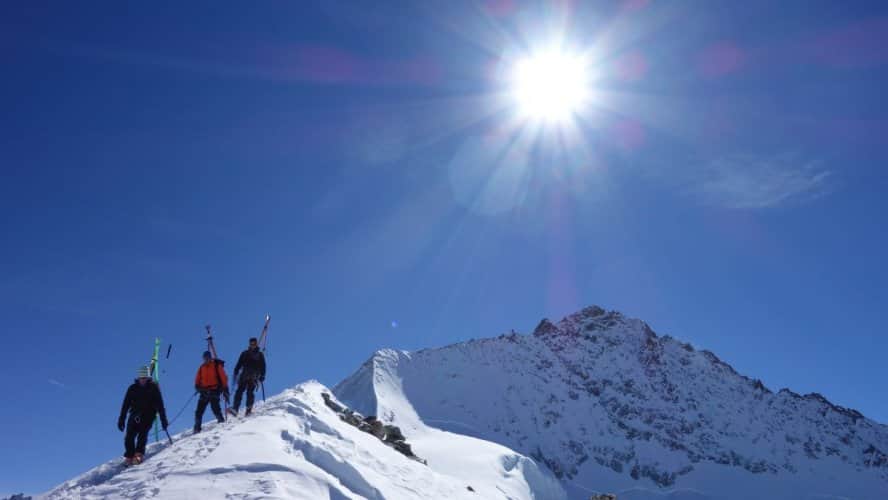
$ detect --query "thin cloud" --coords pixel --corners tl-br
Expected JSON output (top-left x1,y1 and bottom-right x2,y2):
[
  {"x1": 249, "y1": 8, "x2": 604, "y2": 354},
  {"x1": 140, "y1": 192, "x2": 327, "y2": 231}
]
[
  {"x1": 48, "y1": 378, "x2": 66, "y2": 389},
  {"x1": 693, "y1": 154, "x2": 832, "y2": 209}
]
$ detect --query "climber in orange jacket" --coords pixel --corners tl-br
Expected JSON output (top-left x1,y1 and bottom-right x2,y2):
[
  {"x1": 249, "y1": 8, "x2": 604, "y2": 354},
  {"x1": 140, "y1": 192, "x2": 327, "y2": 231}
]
[{"x1": 193, "y1": 350, "x2": 229, "y2": 433}]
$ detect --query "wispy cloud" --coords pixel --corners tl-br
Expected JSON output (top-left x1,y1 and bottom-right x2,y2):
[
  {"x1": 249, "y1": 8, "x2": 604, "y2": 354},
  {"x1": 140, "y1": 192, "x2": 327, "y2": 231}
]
[
  {"x1": 48, "y1": 379, "x2": 66, "y2": 389},
  {"x1": 692, "y1": 154, "x2": 832, "y2": 209}
]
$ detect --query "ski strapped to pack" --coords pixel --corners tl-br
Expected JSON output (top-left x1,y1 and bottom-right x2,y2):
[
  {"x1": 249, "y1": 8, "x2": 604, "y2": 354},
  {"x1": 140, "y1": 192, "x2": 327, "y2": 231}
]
[
  {"x1": 205, "y1": 325, "x2": 219, "y2": 359},
  {"x1": 258, "y1": 315, "x2": 270, "y2": 401},
  {"x1": 258, "y1": 314, "x2": 270, "y2": 352},
  {"x1": 149, "y1": 337, "x2": 161, "y2": 443},
  {"x1": 204, "y1": 324, "x2": 230, "y2": 411}
]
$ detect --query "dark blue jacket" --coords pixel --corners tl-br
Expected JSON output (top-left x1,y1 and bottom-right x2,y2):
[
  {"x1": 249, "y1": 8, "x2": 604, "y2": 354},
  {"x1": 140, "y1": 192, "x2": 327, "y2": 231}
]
[
  {"x1": 234, "y1": 347, "x2": 266, "y2": 381},
  {"x1": 118, "y1": 380, "x2": 168, "y2": 427}
]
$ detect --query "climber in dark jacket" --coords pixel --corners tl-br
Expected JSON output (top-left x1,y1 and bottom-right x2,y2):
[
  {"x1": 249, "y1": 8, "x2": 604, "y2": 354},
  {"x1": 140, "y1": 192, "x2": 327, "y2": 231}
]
[
  {"x1": 230, "y1": 337, "x2": 266, "y2": 416},
  {"x1": 118, "y1": 365, "x2": 168, "y2": 465}
]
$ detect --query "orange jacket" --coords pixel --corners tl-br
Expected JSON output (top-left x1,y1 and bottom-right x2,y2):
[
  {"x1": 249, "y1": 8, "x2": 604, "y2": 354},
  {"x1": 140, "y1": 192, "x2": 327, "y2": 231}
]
[{"x1": 195, "y1": 360, "x2": 229, "y2": 391}]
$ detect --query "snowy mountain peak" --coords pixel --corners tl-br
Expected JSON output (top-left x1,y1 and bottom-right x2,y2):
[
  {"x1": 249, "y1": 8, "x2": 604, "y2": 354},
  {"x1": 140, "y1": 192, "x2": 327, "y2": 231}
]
[
  {"x1": 533, "y1": 305, "x2": 625, "y2": 338},
  {"x1": 336, "y1": 305, "x2": 888, "y2": 499}
]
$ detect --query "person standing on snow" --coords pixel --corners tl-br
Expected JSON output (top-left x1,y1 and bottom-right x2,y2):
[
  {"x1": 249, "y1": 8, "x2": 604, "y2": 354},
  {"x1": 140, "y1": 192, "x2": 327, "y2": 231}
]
[
  {"x1": 118, "y1": 365, "x2": 168, "y2": 465},
  {"x1": 230, "y1": 337, "x2": 266, "y2": 417},
  {"x1": 194, "y1": 350, "x2": 229, "y2": 433}
]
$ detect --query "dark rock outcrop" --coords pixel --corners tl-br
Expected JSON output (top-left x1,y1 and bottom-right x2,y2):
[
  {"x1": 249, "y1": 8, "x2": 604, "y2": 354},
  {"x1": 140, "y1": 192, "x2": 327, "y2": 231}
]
[{"x1": 322, "y1": 392, "x2": 426, "y2": 464}]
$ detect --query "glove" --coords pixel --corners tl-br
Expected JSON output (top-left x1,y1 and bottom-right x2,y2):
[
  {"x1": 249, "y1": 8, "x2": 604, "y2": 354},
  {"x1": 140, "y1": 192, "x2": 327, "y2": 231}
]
[
  {"x1": 194, "y1": 385, "x2": 200, "y2": 393},
  {"x1": 118, "y1": 418, "x2": 125, "y2": 432}
]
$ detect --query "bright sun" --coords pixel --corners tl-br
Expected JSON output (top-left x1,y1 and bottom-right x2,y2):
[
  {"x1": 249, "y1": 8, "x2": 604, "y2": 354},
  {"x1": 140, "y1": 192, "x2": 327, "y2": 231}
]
[{"x1": 510, "y1": 51, "x2": 591, "y2": 123}]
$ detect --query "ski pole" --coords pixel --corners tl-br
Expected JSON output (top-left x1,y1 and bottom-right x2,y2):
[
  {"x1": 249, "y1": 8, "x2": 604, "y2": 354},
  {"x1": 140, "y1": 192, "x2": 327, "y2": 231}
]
[
  {"x1": 167, "y1": 391, "x2": 198, "y2": 427},
  {"x1": 164, "y1": 429, "x2": 173, "y2": 446},
  {"x1": 261, "y1": 381, "x2": 266, "y2": 402}
]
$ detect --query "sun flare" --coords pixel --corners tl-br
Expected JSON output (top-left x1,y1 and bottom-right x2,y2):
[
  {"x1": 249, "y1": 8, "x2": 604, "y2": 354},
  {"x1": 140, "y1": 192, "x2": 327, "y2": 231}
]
[{"x1": 510, "y1": 51, "x2": 592, "y2": 123}]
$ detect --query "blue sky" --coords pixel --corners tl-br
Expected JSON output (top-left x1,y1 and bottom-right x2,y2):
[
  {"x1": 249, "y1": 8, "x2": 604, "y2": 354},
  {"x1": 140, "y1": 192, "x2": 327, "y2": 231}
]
[{"x1": 2, "y1": 0, "x2": 887, "y2": 494}]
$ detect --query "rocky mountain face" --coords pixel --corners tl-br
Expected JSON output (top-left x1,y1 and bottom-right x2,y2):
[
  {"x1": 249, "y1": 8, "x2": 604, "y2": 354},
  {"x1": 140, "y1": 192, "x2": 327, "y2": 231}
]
[{"x1": 335, "y1": 305, "x2": 888, "y2": 499}]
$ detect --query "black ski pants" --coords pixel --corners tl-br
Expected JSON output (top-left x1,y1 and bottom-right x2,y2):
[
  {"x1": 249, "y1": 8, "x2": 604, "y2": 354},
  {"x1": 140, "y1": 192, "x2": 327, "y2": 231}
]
[
  {"x1": 194, "y1": 391, "x2": 225, "y2": 431},
  {"x1": 233, "y1": 375, "x2": 258, "y2": 411},
  {"x1": 124, "y1": 413, "x2": 155, "y2": 458}
]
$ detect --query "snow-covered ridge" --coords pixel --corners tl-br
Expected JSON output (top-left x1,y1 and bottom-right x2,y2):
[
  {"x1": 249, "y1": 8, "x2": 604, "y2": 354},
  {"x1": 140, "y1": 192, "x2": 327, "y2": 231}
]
[
  {"x1": 42, "y1": 381, "x2": 565, "y2": 500},
  {"x1": 335, "y1": 305, "x2": 888, "y2": 499}
]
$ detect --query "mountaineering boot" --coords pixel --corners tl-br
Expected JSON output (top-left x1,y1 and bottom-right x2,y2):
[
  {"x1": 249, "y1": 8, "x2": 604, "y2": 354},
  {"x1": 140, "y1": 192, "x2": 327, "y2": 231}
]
[
  {"x1": 124, "y1": 457, "x2": 134, "y2": 466},
  {"x1": 133, "y1": 453, "x2": 144, "y2": 465},
  {"x1": 193, "y1": 424, "x2": 201, "y2": 434},
  {"x1": 245, "y1": 407, "x2": 252, "y2": 416}
]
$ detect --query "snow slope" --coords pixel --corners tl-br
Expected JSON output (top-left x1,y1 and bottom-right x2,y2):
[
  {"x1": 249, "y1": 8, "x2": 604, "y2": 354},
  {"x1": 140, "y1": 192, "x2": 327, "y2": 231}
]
[
  {"x1": 334, "y1": 305, "x2": 888, "y2": 500},
  {"x1": 42, "y1": 381, "x2": 564, "y2": 500},
  {"x1": 334, "y1": 349, "x2": 565, "y2": 500}
]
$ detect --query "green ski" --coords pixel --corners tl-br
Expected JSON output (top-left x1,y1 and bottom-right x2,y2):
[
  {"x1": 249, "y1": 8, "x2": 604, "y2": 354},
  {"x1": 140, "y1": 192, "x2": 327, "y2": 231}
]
[{"x1": 149, "y1": 337, "x2": 161, "y2": 443}]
